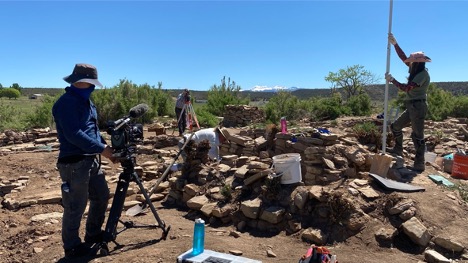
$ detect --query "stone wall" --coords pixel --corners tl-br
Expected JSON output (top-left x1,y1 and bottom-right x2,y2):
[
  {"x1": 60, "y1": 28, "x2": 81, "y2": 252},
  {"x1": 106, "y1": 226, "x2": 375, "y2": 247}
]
[
  {"x1": 0, "y1": 128, "x2": 54, "y2": 147},
  {"x1": 222, "y1": 105, "x2": 265, "y2": 127}
]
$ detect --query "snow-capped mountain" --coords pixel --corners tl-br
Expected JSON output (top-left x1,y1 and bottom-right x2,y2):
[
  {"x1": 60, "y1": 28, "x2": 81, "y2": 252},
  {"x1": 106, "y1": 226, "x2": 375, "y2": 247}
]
[{"x1": 247, "y1": 85, "x2": 299, "y2": 92}]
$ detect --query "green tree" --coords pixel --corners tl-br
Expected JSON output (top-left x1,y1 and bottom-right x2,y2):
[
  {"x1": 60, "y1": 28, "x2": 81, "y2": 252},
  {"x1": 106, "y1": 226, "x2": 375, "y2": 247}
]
[
  {"x1": 10, "y1": 83, "x2": 22, "y2": 93},
  {"x1": 452, "y1": 96, "x2": 468, "y2": 118},
  {"x1": 325, "y1": 65, "x2": 377, "y2": 100},
  {"x1": 426, "y1": 83, "x2": 455, "y2": 121},
  {"x1": 206, "y1": 76, "x2": 249, "y2": 116},
  {"x1": 264, "y1": 91, "x2": 301, "y2": 123},
  {"x1": 0, "y1": 83, "x2": 3, "y2": 88},
  {"x1": 92, "y1": 79, "x2": 173, "y2": 127},
  {"x1": 310, "y1": 92, "x2": 348, "y2": 120},
  {"x1": 0, "y1": 88, "x2": 21, "y2": 99}
]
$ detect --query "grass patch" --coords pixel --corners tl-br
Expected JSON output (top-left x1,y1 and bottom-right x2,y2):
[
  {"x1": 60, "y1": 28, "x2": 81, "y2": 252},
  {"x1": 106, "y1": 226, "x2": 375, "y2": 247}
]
[
  {"x1": 455, "y1": 183, "x2": 468, "y2": 202},
  {"x1": 0, "y1": 97, "x2": 44, "y2": 131},
  {"x1": 0, "y1": 96, "x2": 42, "y2": 113}
]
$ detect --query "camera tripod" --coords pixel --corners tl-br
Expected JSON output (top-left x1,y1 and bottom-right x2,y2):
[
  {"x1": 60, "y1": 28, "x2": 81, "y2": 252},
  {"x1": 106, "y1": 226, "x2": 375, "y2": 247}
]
[
  {"x1": 94, "y1": 154, "x2": 171, "y2": 256},
  {"x1": 174, "y1": 102, "x2": 200, "y2": 135}
]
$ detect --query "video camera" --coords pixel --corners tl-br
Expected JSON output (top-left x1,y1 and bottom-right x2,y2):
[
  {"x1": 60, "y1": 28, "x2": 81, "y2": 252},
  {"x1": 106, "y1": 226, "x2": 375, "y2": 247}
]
[{"x1": 107, "y1": 104, "x2": 149, "y2": 159}]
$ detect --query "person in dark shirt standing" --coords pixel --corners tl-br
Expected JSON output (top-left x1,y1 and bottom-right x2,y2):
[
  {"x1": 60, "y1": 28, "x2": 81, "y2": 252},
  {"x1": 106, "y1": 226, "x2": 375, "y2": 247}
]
[
  {"x1": 52, "y1": 63, "x2": 115, "y2": 259},
  {"x1": 175, "y1": 89, "x2": 191, "y2": 136},
  {"x1": 386, "y1": 33, "x2": 431, "y2": 172}
]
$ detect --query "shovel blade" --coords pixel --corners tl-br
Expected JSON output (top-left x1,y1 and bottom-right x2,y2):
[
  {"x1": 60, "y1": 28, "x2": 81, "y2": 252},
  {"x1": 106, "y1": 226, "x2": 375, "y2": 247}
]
[{"x1": 126, "y1": 204, "x2": 144, "y2": 217}]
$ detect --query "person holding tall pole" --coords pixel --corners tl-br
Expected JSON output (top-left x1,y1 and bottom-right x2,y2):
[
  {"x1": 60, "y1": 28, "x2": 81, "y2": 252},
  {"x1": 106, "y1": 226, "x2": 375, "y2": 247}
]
[{"x1": 385, "y1": 33, "x2": 432, "y2": 172}]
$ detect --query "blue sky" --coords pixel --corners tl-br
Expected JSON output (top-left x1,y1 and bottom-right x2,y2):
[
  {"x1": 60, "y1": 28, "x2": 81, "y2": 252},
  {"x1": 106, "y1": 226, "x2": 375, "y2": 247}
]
[{"x1": 1, "y1": 1, "x2": 467, "y2": 91}]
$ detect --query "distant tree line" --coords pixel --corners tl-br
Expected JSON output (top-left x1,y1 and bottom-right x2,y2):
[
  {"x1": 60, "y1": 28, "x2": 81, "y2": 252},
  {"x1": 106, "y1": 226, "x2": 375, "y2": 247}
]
[
  {"x1": 1, "y1": 66, "x2": 468, "y2": 132},
  {"x1": 17, "y1": 81, "x2": 468, "y2": 103}
]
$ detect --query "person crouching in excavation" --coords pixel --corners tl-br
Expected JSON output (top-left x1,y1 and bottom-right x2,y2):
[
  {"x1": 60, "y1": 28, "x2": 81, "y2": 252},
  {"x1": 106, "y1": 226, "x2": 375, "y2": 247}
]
[
  {"x1": 178, "y1": 127, "x2": 230, "y2": 161},
  {"x1": 385, "y1": 33, "x2": 431, "y2": 173}
]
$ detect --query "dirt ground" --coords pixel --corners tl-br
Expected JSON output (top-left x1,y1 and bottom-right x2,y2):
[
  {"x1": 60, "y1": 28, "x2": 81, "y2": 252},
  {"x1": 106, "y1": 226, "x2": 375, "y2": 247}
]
[{"x1": 1, "y1": 145, "x2": 468, "y2": 263}]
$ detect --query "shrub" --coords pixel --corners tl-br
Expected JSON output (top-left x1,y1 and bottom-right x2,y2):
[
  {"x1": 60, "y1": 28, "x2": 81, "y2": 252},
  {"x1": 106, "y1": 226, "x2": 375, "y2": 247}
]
[
  {"x1": 193, "y1": 106, "x2": 219, "y2": 127},
  {"x1": 427, "y1": 83, "x2": 455, "y2": 121},
  {"x1": 0, "y1": 88, "x2": 21, "y2": 99},
  {"x1": 310, "y1": 93, "x2": 346, "y2": 120},
  {"x1": 264, "y1": 91, "x2": 305, "y2": 123},
  {"x1": 352, "y1": 121, "x2": 381, "y2": 145},
  {"x1": 25, "y1": 94, "x2": 58, "y2": 128},
  {"x1": 92, "y1": 79, "x2": 173, "y2": 127},
  {"x1": 0, "y1": 104, "x2": 27, "y2": 131},
  {"x1": 452, "y1": 96, "x2": 468, "y2": 118},
  {"x1": 346, "y1": 93, "x2": 372, "y2": 116},
  {"x1": 206, "y1": 76, "x2": 249, "y2": 117},
  {"x1": 220, "y1": 184, "x2": 232, "y2": 201}
]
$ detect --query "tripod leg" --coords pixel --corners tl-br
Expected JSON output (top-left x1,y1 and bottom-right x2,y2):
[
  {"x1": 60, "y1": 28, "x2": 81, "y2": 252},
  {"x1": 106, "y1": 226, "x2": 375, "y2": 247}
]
[
  {"x1": 93, "y1": 171, "x2": 129, "y2": 257},
  {"x1": 133, "y1": 172, "x2": 171, "y2": 239},
  {"x1": 103, "y1": 171, "x2": 130, "y2": 243},
  {"x1": 189, "y1": 103, "x2": 200, "y2": 129}
]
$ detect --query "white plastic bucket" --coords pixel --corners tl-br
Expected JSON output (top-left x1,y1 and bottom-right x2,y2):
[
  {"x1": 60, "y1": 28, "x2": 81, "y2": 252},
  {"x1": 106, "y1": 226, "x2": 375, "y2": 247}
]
[
  {"x1": 272, "y1": 153, "x2": 302, "y2": 184},
  {"x1": 424, "y1": 152, "x2": 437, "y2": 164}
]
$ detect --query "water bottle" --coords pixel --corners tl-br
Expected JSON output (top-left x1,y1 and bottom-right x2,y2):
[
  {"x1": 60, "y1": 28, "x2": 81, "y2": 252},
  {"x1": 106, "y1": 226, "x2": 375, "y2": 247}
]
[
  {"x1": 280, "y1": 117, "x2": 288, "y2": 134},
  {"x1": 192, "y1": 218, "x2": 205, "y2": 256},
  {"x1": 61, "y1": 182, "x2": 70, "y2": 193}
]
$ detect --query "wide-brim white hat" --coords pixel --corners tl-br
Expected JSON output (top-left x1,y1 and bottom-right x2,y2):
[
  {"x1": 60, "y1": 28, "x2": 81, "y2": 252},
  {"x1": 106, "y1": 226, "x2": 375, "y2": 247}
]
[{"x1": 404, "y1": 51, "x2": 431, "y2": 63}]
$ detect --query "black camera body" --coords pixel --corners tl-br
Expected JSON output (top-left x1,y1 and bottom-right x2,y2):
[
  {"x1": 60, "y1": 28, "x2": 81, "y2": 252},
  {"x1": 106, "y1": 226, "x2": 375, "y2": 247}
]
[
  {"x1": 107, "y1": 122, "x2": 143, "y2": 158},
  {"x1": 106, "y1": 104, "x2": 148, "y2": 160}
]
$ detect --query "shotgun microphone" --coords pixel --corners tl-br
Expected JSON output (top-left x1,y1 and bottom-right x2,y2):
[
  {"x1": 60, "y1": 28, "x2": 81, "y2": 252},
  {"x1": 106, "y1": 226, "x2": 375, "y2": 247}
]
[{"x1": 129, "y1": 104, "x2": 149, "y2": 118}]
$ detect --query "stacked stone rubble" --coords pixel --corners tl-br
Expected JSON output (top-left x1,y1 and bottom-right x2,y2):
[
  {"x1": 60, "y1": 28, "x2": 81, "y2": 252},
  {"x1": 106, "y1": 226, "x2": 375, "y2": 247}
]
[
  {"x1": 3, "y1": 120, "x2": 468, "y2": 257},
  {"x1": 0, "y1": 128, "x2": 54, "y2": 147},
  {"x1": 222, "y1": 105, "x2": 265, "y2": 127}
]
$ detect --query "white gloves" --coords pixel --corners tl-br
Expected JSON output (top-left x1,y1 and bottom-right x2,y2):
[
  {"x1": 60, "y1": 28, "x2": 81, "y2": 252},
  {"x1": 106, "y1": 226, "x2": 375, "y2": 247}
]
[
  {"x1": 385, "y1": 73, "x2": 394, "y2": 82},
  {"x1": 388, "y1": 33, "x2": 397, "y2": 45}
]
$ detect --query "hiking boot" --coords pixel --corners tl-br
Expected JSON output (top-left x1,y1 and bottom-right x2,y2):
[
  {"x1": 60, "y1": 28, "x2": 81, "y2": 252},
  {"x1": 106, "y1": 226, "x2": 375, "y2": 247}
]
[
  {"x1": 408, "y1": 163, "x2": 425, "y2": 173},
  {"x1": 85, "y1": 231, "x2": 104, "y2": 245},
  {"x1": 387, "y1": 147, "x2": 403, "y2": 157},
  {"x1": 64, "y1": 243, "x2": 92, "y2": 259}
]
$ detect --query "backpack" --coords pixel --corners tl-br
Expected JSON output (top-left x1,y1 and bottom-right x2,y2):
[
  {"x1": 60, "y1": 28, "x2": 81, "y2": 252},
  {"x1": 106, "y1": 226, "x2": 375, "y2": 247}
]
[{"x1": 298, "y1": 245, "x2": 337, "y2": 263}]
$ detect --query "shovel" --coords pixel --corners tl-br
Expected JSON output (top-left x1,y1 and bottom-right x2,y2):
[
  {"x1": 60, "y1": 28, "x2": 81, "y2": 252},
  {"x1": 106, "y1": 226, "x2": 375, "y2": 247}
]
[{"x1": 126, "y1": 131, "x2": 196, "y2": 216}]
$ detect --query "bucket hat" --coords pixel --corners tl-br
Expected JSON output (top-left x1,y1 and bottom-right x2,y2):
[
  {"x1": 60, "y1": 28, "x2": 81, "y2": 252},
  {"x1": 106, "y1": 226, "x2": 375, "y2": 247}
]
[
  {"x1": 63, "y1": 63, "x2": 103, "y2": 87},
  {"x1": 404, "y1": 51, "x2": 431, "y2": 63},
  {"x1": 216, "y1": 127, "x2": 231, "y2": 143}
]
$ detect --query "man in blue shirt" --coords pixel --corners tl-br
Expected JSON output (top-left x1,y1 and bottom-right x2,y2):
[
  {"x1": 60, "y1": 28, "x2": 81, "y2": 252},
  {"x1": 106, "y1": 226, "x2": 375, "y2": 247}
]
[{"x1": 52, "y1": 63, "x2": 115, "y2": 259}]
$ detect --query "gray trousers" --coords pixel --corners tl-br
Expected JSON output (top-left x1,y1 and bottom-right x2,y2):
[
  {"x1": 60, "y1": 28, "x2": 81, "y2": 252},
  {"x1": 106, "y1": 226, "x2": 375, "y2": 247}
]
[
  {"x1": 175, "y1": 107, "x2": 187, "y2": 134},
  {"x1": 57, "y1": 157, "x2": 109, "y2": 250},
  {"x1": 390, "y1": 100, "x2": 428, "y2": 165}
]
